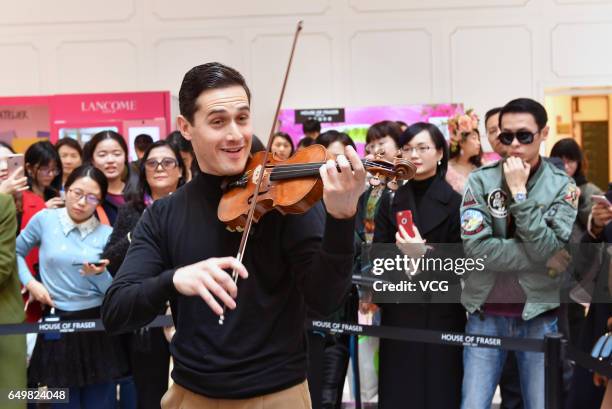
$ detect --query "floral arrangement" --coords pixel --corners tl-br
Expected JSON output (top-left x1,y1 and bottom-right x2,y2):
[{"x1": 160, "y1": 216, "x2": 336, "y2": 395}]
[{"x1": 447, "y1": 109, "x2": 479, "y2": 153}]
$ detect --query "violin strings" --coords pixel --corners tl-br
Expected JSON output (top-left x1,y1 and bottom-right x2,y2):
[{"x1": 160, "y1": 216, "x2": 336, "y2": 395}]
[
  {"x1": 267, "y1": 160, "x2": 394, "y2": 174},
  {"x1": 268, "y1": 160, "x2": 395, "y2": 179}
]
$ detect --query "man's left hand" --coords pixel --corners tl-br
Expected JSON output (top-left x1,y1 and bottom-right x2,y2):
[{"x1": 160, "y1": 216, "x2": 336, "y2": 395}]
[{"x1": 319, "y1": 146, "x2": 366, "y2": 219}]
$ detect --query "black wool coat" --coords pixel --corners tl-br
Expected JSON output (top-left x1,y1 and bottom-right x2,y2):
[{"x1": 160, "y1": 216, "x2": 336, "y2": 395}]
[{"x1": 373, "y1": 175, "x2": 466, "y2": 409}]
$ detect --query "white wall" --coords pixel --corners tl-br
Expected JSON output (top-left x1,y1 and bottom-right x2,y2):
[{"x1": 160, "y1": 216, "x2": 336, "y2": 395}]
[{"x1": 0, "y1": 0, "x2": 612, "y2": 139}]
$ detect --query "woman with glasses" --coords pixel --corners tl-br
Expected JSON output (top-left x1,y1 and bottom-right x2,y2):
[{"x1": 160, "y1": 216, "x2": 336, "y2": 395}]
[
  {"x1": 446, "y1": 110, "x2": 483, "y2": 193},
  {"x1": 16, "y1": 164, "x2": 127, "y2": 409},
  {"x1": 373, "y1": 122, "x2": 465, "y2": 409},
  {"x1": 84, "y1": 130, "x2": 137, "y2": 226},
  {"x1": 102, "y1": 139, "x2": 185, "y2": 409}
]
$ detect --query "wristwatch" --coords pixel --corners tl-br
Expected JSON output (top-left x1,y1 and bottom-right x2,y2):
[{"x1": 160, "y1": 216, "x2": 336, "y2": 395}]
[{"x1": 513, "y1": 192, "x2": 527, "y2": 203}]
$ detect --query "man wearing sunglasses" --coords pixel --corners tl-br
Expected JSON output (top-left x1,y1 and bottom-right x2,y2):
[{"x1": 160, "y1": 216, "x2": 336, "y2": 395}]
[{"x1": 459, "y1": 98, "x2": 578, "y2": 409}]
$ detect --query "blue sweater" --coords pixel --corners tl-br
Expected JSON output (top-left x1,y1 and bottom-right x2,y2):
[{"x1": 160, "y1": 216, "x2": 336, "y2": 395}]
[{"x1": 16, "y1": 208, "x2": 113, "y2": 311}]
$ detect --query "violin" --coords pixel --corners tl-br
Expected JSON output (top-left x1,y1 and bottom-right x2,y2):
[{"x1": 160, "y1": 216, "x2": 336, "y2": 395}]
[
  {"x1": 218, "y1": 144, "x2": 416, "y2": 230},
  {"x1": 217, "y1": 20, "x2": 414, "y2": 325}
]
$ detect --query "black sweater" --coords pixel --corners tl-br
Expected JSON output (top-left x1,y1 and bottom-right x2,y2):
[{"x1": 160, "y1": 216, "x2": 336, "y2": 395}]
[{"x1": 101, "y1": 172, "x2": 355, "y2": 399}]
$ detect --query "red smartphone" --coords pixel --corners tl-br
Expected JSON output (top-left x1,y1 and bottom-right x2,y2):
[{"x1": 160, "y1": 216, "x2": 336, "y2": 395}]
[{"x1": 396, "y1": 210, "x2": 415, "y2": 238}]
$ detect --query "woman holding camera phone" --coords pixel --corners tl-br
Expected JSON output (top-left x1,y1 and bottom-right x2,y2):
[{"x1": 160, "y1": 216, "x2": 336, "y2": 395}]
[
  {"x1": 373, "y1": 122, "x2": 465, "y2": 409},
  {"x1": 16, "y1": 164, "x2": 127, "y2": 409}
]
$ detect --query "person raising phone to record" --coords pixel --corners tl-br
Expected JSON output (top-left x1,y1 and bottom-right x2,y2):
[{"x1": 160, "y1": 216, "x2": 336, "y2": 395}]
[{"x1": 372, "y1": 122, "x2": 465, "y2": 409}]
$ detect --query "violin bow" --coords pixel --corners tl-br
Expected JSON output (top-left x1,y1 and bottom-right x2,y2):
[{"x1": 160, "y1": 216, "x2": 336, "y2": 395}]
[{"x1": 219, "y1": 20, "x2": 304, "y2": 325}]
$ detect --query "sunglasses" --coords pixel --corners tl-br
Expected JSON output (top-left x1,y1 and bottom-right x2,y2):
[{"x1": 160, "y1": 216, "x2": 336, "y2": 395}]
[{"x1": 498, "y1": 130, "x2": 538, "y2": 146}]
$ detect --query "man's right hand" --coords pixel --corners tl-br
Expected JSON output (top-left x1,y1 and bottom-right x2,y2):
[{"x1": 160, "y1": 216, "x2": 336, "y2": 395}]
[{"x1": 172, "y1": 257, "x2": 249, "y2": 316}]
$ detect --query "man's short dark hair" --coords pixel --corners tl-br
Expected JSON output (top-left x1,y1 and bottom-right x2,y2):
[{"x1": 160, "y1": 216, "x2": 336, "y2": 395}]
[
  {"x1": 179, "y1": 62, "x2": 251, "y2": 124},
  {"x1": 134, "y1": 134, "x2": 153, "y2": 152},
  {"x1": 499, "y1": 98, "x2": 547, "y2": 130},
  {"x1": 366, "y1": 120, "x2": 402, "y2": 146},
  {"x1": 484, "y1": 107, "x2": 502, "y2": 127},
  {"x1": 303, "y1": 119, "x2": 321, "y2": 134}
]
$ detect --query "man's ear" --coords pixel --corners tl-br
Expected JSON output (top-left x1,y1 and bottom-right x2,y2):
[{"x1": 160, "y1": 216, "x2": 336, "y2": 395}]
[
  {"x1": 540, "y1": 125, "x2": 550, "y2": 141},
  {"x1": 176, "y1": 115, "x2": 193, "y2": 141}
]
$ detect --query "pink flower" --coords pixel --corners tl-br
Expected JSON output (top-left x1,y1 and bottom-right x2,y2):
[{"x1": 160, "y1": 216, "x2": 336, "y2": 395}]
[{"x1": 458, "y1": 116, "x2": 471, "y2": 133}]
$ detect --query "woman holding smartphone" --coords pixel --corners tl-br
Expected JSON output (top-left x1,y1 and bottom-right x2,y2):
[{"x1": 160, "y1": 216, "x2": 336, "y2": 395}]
[
  {"x1": 16, "y1": 164, "x2": 127, "y2": 409},
  {"x1": 373, "y1": 122, "x2": 465, "y2": 409}
]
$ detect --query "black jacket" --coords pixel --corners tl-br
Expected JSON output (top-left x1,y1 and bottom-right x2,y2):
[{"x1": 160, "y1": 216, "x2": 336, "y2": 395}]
[{"x1": 373, "y1": 175, "x2": 465, "y2": 409}]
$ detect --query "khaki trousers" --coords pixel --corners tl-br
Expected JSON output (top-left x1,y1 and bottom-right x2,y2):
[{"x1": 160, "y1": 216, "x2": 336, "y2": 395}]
[{"x1": 161, "y1": 381, "x2": 312, "y2": 409}]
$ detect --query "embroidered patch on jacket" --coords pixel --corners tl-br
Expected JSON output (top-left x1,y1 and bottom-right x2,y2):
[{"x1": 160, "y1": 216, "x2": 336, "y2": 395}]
[
  {"x1": 462, "y1": 186, "x2": 477, "y2": 207},
  {"x1": 487, "y1": 188, "x2": 508, "y2": 218},
  {"x1": 564, "y1": 184, "x2": 579, "y2": 208},
  {"x1": 461, "y1": 208, "x2": 485, "y2": 235},
  {"x1": 546, "y1": 204, "x2": 559, "y2": 218}
]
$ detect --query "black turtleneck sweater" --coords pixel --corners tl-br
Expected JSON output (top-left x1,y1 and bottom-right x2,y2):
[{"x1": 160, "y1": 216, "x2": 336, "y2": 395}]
[
  {"x1": 101, "y1": 172, "x2": 355, "y2": 399},
  {"x1": 409, "y1": 175, "x2": 435, "y2": 211}
]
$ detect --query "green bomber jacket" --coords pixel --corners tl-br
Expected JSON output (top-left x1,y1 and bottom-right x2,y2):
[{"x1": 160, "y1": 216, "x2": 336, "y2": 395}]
[{"x1": 459, "y1": 158, "x2": 578, "y2": 320}]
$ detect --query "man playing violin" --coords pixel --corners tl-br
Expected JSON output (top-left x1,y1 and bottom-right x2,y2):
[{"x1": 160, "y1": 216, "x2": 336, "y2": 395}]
[{"x1": 101, "y1": 62, "x2": 366, "y2": 409}]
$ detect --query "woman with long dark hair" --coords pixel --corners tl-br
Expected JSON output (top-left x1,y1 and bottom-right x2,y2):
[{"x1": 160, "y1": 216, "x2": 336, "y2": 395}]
[
  {"x1": 102, "y1": 140, "x2": 185, "y2": 408},
  {"x1": 17, "y1": 164, "x2": 127, "y2": 408},
  {"x1": 21, "y1": 141, "x2": 63, "y2": 323},
  {"x1": 84, "y1": 130, "x2": 136, "y2": 226},
  {"x1": 374, "y1": 122, "x2": 465, "y2": 409}
]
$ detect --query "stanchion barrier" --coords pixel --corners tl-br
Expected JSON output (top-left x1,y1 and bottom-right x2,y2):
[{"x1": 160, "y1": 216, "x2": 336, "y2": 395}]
[
  {"x1": 1, "y1": 315, "x2": 611, "y2": 408},
  {"x1": 544, "y1": 334, "x2": 564, "y2": 409}
]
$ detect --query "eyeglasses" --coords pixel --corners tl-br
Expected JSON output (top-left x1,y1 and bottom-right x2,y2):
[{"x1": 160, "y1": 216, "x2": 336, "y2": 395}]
[
  {"x1": 37, "y1": 167, "x2": 59, "y2": 176},
  {"x1": 145, "y1": 158, "x2": 178, "y2": 171},
  {"x1": 498, "y1": 130, "x2": 538, "y2": 146},
  {"x1": 401, "y1": 145, "x2": 433, "y2": 155},
  {"x1": 68, "y1": 188, "x2": 100, "y2": 206}
]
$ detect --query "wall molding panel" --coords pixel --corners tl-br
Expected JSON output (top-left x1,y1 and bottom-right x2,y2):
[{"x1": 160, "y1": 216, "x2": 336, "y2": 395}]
[{"x1": 0, "y1": 0, "x2": 610, "y2": 137}]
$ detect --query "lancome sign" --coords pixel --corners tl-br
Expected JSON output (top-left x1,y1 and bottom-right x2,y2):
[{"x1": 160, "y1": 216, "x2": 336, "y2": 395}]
[{"x1": 80, "y1": 100, "x2": 136, "y2": 114}]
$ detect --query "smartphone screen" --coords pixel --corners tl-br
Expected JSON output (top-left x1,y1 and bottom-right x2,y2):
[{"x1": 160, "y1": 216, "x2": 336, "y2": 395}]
[{"x1": 396, "y1": 210, "x2": 415, "y2": 238}]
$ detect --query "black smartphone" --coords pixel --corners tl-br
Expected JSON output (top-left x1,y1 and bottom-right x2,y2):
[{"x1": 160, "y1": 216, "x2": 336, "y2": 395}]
[{"x1": 71, "y1": 261, "x2": 105, "y2": 267}]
